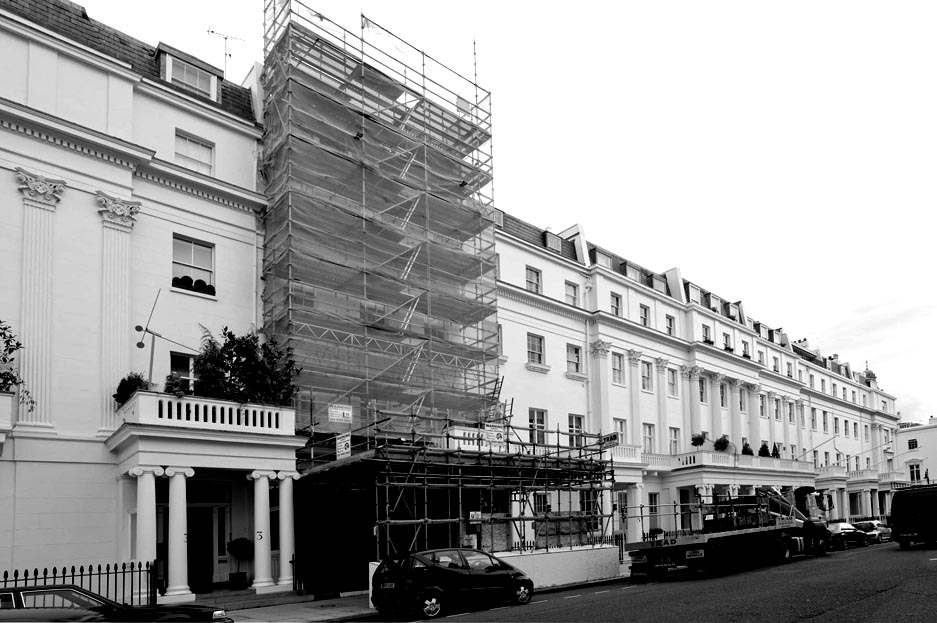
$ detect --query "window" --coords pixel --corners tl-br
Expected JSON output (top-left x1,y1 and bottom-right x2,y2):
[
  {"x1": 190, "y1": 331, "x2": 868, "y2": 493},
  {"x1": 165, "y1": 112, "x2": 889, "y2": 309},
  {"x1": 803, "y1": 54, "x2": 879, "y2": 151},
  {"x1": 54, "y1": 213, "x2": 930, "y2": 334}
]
[
  {"x1": 525, "y1": 266, "x2": 542, "y2": 293},
  {"x1": 853, "y1": 422, "x2": 859, "y2": 438},
  {"x1": 864, "y1": 425, "x2": 869, "y2": 442},
  {"x1": 834, "y1": 417, "x2": 840, "y2": 435},
  {"x1": 810, "y1": 408, "x2": 817, "y2": 430},
  {"x1": 528, "y1": 409, "x2": 546, "y2": 445},
  {"x1": 596, "y1": 252, "x2": 611, "y2": 268},
  {"x1": 665, "y1": 315, "x2": 675, "y2": 336},
  {"x1": 739, "y1": 388, "x2": 747, "y2": 412},
  {"x1": 742, "y1": 341, "x2": 750, "y2": 357},
  {"x1": 568, "y1": 414, "x2": 583, "y2": 448},
  {"x1": 832, "y1": 382, "x2": 837, "y2": 396},
  {"x1": 809, "y1": 374, "x2": 815, "y2": 389},
  {"x1": 843, "y1": 419, "x2": 849, "y2": 437},
  {"x1": 669, "y1": 427, "x2": 680, "y2": 455},
  {"x1": 881, "y1": 400, "x2": 888, "y2": 413},
  {"x1": 699, "y1": 378, "x2": 708, "y2": 403},
  {"x1": 667, "y1": 369, "x2": 678, "y2": 397},
  {"x1": 610, "y1": 293, "x2": 622, "y2": 316},
  {"x1": 852, "y1": 390, "x2": 856, "y2": 403},
  {"x1": 791, "y1": 445, "x2": 796, "y2": 460},
  {"x1": 565, "y1": 281, "x2": 578, "y2": 306},
  {"x1": 639, "y1": 304, "x2": 650, "y2": 327},
  {"x1": 759, "y1": 394, "x2": 766, "y2": 417},
  {"x1": 788, "y1": 402, "x2": 794, "y2": 423},
  {"x1": 786, "y1": 362, "x2": 793, "y2": 377},
  {"x1": 566, "y1": 344, "x2": 582, "y2": 373},
  {"x1": 908, "y1": 439, "x2": 918, "y2": 450},
  {"x1": 534, "y1": 492, "x2": 550, "y2": 514},
  {"x1": 647, "y1": 492, "x2": 660, "y2": 531},
  {"x1": 719, "y1": 383, "x2": 727, "y2": 408},
  {"x1": 758, "y1": 351, "x2": 765, "y2": 364},
  {"x1": 772, "y1": 357, "x2": 779, "y2": 373},
  {"x1": 175, "y1": 131, "x2": 214, "y2": 175},
  {"x1": 641, "y1": 361, "x2": 653, "y2": 391},
  {"x1": 169, "y1": 57, "x2": 214, "y2": 98},
  {"x1": 835, "y1": 452, "x2": 842, "y2": 466},
  {"x1": 910, "y1": 464, "x2": 921, "y2": 483},
  {"x1": 774, "y1": 398, "x2": 780, "y2": 420},
  {"x1": 866, "y1": 457, "x2": 871, "y2": 469},
  {"x1": 824, "y1": 451, "x2": 830, "y2": 466},
  {"x1": 643, "y1": 423, "x2": 655, "y2": 454},
  {"x1": 579, "y1": 489, "x2": 599, "y2": 530},
  {"x1": 172, "y1": 235, "x2": 214, "y2": 294},
  {"x1": 813, "y1": 450, "x2": 818, "y2": 468},
  {"x1": 842, "y1": 388, "x2": 847, "y2": 400},
  {"x1": 612, "y1": 353, "x2": 624, "y2": 384},
  {"x1": 702, "y1": 325, "x2": 711, "y2": 342},
  {"x1": 169, "y1": 352, "x2": 195, "y2": 391},
  {"x1": 798, "y1": 369, "x2": 803, "y2": 382},
  {"x1": 723, "y1": 333, "x2": 732, "y2": 350},
  {"x1": 614, "y1": 418, "x2": 627, "y2": 445},
  {"x1": 822, "y1": 411, "x2": 829, "y2": 433},
  {"x1": 821, "y1": 379, "x2": 826, "y2": 393},
  {"x1": 526, "y1": 334, "x2": 544, "y2": 364}
]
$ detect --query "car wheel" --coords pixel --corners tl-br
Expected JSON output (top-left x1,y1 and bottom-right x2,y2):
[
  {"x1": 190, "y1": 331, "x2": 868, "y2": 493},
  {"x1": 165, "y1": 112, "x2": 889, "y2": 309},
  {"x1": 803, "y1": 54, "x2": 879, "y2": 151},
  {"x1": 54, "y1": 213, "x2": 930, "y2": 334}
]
[
  {"x1": 513, "y1": 582, "x2": 533, "y2": 605},
  {"x1": 861, "y1": 536, "x2": 869, "y2": 547},
  {"x1": 418, "y1": 589, "x2": 444, "y2": 619}
]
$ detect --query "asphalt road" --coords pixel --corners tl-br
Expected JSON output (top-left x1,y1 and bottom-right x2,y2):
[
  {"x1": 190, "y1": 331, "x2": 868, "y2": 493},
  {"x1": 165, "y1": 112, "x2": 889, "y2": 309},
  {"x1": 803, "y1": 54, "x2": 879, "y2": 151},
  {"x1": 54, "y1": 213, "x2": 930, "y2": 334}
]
[{"x1": 439, "y1": 542, "x2": 937, "y2": 623}]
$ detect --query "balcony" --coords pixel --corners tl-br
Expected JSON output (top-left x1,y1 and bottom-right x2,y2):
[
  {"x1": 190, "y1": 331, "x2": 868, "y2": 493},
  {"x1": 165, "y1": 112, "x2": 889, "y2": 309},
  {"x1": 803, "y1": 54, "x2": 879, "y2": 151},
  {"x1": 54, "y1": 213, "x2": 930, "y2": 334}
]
[
  {"x1": 114, "y1": 391, "x2": 296, "y2": 436},
  {"x1": 878, "y1": 471, "x2": 909, "y2": 484},
  {"x1": 677, "y1": 451, "x2": 817, "y2": 474},
  {"x1": 609, "y1": 444, "x2": 643, "y2": 464},
  {"x1": 818, "y1": 465, "x2": 847, "y2": 478},
  {"x1": 847, "y1": 469, "x2": 879, "y2": 482}
]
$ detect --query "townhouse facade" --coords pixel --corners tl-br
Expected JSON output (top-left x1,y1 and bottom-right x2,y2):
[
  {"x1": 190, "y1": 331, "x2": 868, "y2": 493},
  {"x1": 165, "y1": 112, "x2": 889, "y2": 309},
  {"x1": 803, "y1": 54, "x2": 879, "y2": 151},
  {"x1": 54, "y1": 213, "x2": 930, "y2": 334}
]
[
  {"x1": 896, "y1": 418, "x2": 937, "y2": 486},
  {"x1": 495, "y1": 211, "x2": 904, "y2": 540},
  {"x1": 0, "y1": 0, "x2": 303, "y2": 601}
]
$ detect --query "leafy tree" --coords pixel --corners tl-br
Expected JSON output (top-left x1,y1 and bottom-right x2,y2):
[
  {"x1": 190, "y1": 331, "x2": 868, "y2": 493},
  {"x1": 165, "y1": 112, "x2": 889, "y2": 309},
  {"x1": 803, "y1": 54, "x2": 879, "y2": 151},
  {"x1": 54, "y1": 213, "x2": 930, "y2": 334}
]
[
  {"x1": 0, "y1": 319, "x2": 34, "y2": 411},
  {"x1": 771, "y1": 443, "x2": 781, "y2": 459},
  {"x1": 741, "y1": 442, "x2": 754, "y2": 456},
  {"x1": 193, "y1": 327, "x2": 299, "y2": 406},
  {"x1": 758, "y1": 442, "x2": 771, "y2": 457},
  {"x1": 691, "y1": 433, "x2": 706, "y2": 447},
  {"x1": 713, "y1": 435, "x2": 730, "y2": 452}
]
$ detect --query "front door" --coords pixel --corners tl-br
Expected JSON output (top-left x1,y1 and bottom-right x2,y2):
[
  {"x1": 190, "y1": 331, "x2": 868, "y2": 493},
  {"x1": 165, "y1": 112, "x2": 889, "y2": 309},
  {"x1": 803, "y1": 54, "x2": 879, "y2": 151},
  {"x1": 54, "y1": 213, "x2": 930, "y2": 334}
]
[{"x1": 187, "y1": 507, "x2": 214, "y2": 594}]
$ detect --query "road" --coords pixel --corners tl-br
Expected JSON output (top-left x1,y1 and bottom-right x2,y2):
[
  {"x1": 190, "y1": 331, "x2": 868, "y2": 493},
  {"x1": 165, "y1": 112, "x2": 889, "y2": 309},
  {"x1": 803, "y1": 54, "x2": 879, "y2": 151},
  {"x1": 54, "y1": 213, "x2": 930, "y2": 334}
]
[{"x1": 439, "y1": 543, "x2": 937, "y2": 623}]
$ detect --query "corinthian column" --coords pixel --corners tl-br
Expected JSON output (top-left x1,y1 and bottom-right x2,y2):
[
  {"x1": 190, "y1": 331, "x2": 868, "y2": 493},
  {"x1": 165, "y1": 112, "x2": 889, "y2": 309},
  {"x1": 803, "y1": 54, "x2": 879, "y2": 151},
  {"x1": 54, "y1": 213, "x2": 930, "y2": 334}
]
[
  {"x1": 97, "y1": 192, "x2": 141, "y2": 434},
  {"x1": 627, "y1": 350, "x2": 643, "y2": 449},
  {"x1": 14, "y1": 168, "x2": 65, "y2": 431}
]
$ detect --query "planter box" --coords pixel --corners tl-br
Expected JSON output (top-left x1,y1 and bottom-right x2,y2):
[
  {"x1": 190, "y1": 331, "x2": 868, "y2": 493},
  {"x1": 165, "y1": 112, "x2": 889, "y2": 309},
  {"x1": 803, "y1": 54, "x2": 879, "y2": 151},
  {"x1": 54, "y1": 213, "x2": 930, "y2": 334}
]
[{"x1": 0, "y1": 392, "x2": 13, "y2": 432}]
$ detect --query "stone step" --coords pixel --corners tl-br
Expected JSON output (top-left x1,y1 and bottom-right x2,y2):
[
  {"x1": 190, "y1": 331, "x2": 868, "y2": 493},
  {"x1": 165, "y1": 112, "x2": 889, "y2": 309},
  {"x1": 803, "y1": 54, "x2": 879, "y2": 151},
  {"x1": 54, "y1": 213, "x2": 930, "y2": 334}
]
[{"x1": 193, "y1": 589, "x2": 319, "y2": 611}]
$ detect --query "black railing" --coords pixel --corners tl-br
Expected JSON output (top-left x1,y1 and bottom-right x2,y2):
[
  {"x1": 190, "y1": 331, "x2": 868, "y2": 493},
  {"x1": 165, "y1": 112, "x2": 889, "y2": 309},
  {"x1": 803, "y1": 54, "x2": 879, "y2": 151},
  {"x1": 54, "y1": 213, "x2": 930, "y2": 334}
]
[{"x1": 1, "y1": 560, "x2": 157, "y2": 606}]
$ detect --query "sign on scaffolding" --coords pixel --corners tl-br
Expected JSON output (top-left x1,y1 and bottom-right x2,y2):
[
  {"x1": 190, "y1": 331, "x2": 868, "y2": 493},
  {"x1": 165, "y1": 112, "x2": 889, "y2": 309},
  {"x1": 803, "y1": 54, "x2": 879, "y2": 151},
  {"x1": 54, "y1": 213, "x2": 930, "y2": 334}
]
[
  {"x1": 336, "y1": 432, "x2": 351, "y2": 459},
  {"x1": 599, "y1": 432, "x2": 619, "y2": 448},
  {"x1": 328, "y1": 403, "x2": 353, "y2": 424}
]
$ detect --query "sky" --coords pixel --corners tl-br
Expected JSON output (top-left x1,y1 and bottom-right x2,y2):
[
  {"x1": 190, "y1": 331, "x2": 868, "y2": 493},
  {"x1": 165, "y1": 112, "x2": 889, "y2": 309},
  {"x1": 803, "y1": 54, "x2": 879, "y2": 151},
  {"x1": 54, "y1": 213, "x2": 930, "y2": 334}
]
[{"x1": 74, "y1": 0, "x2": 937, "y2": 423}]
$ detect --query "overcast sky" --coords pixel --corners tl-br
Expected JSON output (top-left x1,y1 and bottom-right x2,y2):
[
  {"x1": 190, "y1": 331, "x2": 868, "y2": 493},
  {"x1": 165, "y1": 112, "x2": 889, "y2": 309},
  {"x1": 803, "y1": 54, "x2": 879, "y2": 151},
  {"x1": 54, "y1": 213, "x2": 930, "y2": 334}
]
[{"x1": 75, "y1": 0, "x2": 937, "y2": 423}]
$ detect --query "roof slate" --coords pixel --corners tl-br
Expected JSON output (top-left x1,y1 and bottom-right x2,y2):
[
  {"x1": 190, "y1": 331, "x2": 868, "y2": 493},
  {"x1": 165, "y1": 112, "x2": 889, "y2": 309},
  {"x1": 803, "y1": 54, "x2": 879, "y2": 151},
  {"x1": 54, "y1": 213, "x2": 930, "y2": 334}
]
[
  {"x1": 1, "y1": 0, "x2": 255, "y2": 123},
  {"x1": 499, "y1": 212, "x2": 579, "y2": 262}
]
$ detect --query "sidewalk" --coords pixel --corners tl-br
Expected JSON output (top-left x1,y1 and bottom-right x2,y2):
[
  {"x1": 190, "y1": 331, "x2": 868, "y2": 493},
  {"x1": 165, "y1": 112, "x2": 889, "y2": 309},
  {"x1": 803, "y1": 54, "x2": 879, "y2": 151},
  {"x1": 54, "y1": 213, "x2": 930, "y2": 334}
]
[{"x1": 228, "y1": 593, "x2": 376, "y2": 622}]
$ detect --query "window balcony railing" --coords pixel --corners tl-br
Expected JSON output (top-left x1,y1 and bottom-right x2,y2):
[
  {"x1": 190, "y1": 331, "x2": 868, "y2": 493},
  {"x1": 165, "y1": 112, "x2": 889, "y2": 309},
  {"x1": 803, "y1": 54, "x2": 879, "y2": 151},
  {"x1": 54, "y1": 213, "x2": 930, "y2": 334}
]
[
  {"x1": 678, "y1": 451, "x2": 817, "y2": 474},
  {"x1": 114, "y1": 391, "x2": 296, "y2": 436},
  {"x1": 643, "y1": 453, "x2": 675, "y2": 470},
  {"x1": 878, "y1": 471, "x2": 909, "y2": 483},
  {"x1": 847, "y1": 469, "x2": 879, "y2": 481},
  {"x1": 609, "y1": 444, "x2": 643, "y2": 464},
  {"x1": 818, "y1": 465, "x2": 847, "y2": 478}
]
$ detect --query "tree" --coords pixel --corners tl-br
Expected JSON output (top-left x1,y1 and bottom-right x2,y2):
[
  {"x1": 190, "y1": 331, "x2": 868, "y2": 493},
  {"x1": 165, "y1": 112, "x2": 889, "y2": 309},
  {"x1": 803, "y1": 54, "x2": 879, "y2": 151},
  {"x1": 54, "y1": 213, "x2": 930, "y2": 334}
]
[
  {"x1": 771, "y1": 443, "x2": 781, "y2": 459},
  {"x1": 0, "y1": 319, "x2": 34, "y2": 411},
  {"x1": 758, "y1": 442, "x2": 771, "y2": 457},
  {"x1": 691, "y1": 433, "x2": 706, "y2": 447},
  {"x1": 713, "y1": 435, "x2": 730, "y2": 452},
  {"x1": 741, "y1": 442, "x2": 754, "y2": 456},
  {"x1": 193, "y1": 326, "x2": 300, "y2": 406}
]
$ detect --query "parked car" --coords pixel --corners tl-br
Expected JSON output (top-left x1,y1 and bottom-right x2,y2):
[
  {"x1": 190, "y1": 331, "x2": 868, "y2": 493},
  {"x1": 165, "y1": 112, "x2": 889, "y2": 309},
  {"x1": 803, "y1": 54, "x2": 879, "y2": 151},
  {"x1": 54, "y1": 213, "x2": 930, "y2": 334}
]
[
  {"x1": 371, "y1": 547, "x2": 534, "y2": 618},
  {"x1": 890, "y1": 484, "x2": 937, "y2": 549},
  {"x1": 853, "y1": 520, "x2": 892, "y2": 543},
  {"x1": 827, "y1": 522, "x2": 869, "y2": 550},
  {"x1": 0, "y1": 585, "x2": 231, "y2": 622}
]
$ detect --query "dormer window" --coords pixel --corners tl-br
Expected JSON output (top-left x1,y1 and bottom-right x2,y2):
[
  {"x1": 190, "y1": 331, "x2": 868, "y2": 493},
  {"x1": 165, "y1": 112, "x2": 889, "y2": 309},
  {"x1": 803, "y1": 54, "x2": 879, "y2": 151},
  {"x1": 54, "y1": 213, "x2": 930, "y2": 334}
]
[{"x1": 158, "y1": 43, "x2": 222, "y2": 102}]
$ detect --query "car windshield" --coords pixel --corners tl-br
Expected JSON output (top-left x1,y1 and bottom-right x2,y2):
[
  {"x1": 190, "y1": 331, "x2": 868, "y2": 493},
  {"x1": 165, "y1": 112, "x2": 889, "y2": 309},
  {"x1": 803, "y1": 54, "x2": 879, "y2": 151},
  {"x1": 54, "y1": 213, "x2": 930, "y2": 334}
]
[{"x1": 854, "y1": 522, "x2": 872, "y2": 530}]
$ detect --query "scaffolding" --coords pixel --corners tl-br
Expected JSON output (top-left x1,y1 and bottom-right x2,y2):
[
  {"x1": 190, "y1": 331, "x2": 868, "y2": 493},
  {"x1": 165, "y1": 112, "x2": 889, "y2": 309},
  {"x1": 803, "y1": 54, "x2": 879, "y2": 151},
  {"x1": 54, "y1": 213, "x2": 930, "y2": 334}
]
[{"x1": 262, "y1": 0, "x2": 498, "y2": 448}]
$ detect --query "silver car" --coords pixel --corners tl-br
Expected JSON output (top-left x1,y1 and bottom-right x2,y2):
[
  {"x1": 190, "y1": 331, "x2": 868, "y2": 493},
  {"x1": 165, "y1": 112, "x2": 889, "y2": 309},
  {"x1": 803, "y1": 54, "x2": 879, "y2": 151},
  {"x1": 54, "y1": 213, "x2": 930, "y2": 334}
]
[{"x1": 853, "y1": 520, "x2": 892, "y2": 543}]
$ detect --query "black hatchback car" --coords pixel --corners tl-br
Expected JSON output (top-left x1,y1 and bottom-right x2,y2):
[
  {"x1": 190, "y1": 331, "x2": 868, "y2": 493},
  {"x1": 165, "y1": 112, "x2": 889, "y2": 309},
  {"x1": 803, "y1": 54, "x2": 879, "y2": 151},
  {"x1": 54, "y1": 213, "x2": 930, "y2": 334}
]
[
  {"x1": 0, "y1": 585, "x2": 231, "y2": 622},
  {"x1": 372, "y1": 548, "x2": 533, "y2": 618},
  {"x1": 828, "y1": 522, "x2": 870, "y2": 550}
]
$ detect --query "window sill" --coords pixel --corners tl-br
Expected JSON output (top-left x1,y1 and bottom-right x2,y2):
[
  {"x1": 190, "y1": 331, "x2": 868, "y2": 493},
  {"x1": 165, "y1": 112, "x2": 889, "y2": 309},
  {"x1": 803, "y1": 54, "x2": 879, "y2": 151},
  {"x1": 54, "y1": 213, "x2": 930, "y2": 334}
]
[
  {"x1": 641, "y1": 388, "x2": 655, "y2": 395},
  {"x1": 171, "y1": 286, "x2": 217, "y2": 301},
  {"x1": 565, "y1": 372, "x2": 588, "y2": 382},
  {"x1": 611, "y1": 381, "x2": 626, "y2": 388},
  {"x1": 525, "y1": 363, "x2": 551, "y2": 374}
]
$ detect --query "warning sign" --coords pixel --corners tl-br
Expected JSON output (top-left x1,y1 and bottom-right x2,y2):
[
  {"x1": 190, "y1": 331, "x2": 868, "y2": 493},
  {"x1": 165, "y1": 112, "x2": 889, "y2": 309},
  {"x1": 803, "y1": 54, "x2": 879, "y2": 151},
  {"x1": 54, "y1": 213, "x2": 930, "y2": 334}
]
[
  {"x1": 328, "y1": 403, "x2": 353, "y2": 424},
  {"x1": 336, "y1": 432, "x2": 351, "y2": 460}
]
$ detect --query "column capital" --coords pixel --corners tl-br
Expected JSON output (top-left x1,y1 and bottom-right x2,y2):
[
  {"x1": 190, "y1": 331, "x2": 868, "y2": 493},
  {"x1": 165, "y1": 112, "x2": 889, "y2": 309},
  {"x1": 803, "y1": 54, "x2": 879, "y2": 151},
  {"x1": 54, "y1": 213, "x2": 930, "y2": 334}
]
[
  {"x1": 590, "y1": 339, "x2": 613, "y2": 358},
  {"x1": 713, "y1": 373, "x2": 725, "y2": 384},
  {"x1": 15, "y1": 167, "x2": 66, "y2": 206},
  {"x1": 249, "y1": 470, "x2": 277, "y2": 481},
  {"x1": 277, "y1": 471, "x2": 301, "y2": 481},
  {"x1": 96, "y1": 191, "x2": 141, "y2": 230},
  {"x1": 732, "y1": 378, "x2": 745, "y2": 389},
  {"x1": 681, "y1": 365, "x2": 701, "y2": 380},
  {"x1": 654, "y1": 357, "x2": 669, "y2": 371},
  {"x1": 627, "y1": 349, "x2": 643, "y2": 365},
  {"x1": 164, "y1": 467, "x2": 194, "y2": 478},
  {"x1": 766, "y1": 391, "x2": 776, "y2": 399},
  {"x1": 129, "y1": 465, "x2": 164, "y2": 478}
]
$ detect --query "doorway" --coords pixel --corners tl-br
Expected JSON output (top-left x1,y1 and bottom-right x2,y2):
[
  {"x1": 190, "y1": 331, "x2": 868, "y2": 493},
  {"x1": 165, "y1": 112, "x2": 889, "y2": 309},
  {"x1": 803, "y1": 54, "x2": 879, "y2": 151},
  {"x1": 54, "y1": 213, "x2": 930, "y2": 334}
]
[{"x1": 187, "y1": 507, "x2": 214, "y2": 594}]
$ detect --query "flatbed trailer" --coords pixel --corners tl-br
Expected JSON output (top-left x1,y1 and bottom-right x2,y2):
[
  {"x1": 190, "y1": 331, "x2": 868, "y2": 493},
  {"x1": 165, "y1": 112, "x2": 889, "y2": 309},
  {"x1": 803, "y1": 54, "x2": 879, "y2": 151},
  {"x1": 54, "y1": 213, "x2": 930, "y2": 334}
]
[{"x1": 627, "y1": 487, "x2": 830, "y2": 576}]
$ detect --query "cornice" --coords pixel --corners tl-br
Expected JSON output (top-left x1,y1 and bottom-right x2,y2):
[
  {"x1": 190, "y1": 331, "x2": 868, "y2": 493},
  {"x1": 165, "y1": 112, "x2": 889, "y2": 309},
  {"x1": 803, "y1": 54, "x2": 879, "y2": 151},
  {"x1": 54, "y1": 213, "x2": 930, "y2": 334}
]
[
  {"x1": 0, "y1": 96, "x2": 153, "y2": 169},
  {"x1": 135, "y1": 162, "x2": 266, "y2": 214},
  {"x1": 498, "y1": 282, "x2": 591, "y2": 322}
]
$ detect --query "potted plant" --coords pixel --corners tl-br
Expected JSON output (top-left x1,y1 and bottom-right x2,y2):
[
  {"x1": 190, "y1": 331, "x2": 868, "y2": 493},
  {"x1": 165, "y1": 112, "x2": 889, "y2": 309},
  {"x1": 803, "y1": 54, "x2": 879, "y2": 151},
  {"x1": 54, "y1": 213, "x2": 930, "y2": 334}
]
[
  {"x1": 690, "y1": 433, "x2": 706, "y2": 448},
  {"x1": 163, "y1": 373, "x2": 190, "y2": 398},
  {"x1": 226, "y1": 537, "x2": 254, "y2": 589},
  {"x1": 758, "y1": 442, "x2": 771, "y2": 457},
  {"x1": 713, "y1": 435, "x2": 730, "y2": 452},
  {"x1": 113, "y1": 372, "x2": 149, "y2": 408},
  {"x1": 0, "y1": 319, "x2": 34, "y2": 412},
  {"x1": 771, "y1": 443, "x2": 781, "y2": 459},
  {"x1": 741, "y1": 442, "x2": 754, "y2": 456}
]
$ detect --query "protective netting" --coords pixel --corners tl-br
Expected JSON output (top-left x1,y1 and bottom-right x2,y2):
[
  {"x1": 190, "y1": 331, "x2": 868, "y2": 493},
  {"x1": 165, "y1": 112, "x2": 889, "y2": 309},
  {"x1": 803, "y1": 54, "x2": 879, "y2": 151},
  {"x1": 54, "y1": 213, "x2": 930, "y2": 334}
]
[{"x1": 262, "y1": 1, "x2": 498, "y2": 443}]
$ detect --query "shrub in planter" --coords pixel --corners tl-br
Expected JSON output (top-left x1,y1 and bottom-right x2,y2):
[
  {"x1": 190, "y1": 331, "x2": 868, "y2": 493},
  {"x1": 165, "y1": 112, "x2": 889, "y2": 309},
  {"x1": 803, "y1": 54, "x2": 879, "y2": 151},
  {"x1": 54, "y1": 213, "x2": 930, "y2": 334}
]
[
  {"x1": 771, "y1": 443, "x2": 781, "y2": 459},
  {"x1": 758, "y1": 442, "x2": 771, "y2": 457},
  {"x1": 226, "y1": 537, "x2": 254, "y2": 589},
  {"x1": 163, "y1": 373, "x2": 190, "y2": 398},
  {"x1": 741, "y1": 442, "x2": 754, "y2": 456},
  {"x1": 713, "y1": 435, "x2": 730, "y2": 452},
  {"x1": 113, "y1": 372, "x2": 149, "y2": 407},
  {"x1": 690, "y1": 433, "x2": 706, "y2": 447},
  {"x1": 0, "y1": 319, "x2": 34, "y2": 411}
]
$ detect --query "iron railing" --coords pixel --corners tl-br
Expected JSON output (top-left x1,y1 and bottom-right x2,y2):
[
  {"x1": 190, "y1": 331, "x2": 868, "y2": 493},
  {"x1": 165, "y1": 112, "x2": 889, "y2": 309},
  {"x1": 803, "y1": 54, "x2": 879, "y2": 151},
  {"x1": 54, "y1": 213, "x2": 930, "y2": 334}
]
[{"x1": 1, "y1": 560, "x2": 157, "y2": 606}]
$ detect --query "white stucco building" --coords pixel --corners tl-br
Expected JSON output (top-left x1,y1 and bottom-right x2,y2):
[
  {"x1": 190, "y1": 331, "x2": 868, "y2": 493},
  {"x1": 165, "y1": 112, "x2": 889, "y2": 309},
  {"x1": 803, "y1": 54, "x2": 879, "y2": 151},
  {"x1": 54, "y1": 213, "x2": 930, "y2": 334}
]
[
  {"x1": 896, "y1": 418, "x2": 937, "y2": 486},
  {"x1": 0, "y1": 0, "x2": 302, "y2": 601},
  {"x1": 494, "y1": 210, "x2": 905, "y2": 538}
]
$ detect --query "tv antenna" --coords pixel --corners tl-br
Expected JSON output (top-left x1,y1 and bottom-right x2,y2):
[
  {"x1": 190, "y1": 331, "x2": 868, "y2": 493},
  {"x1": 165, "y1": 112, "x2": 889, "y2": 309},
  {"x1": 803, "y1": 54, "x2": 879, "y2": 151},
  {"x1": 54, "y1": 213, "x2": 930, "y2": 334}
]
[{"x1": 207, "y1": 28, "x2": 244, "y2": 77}]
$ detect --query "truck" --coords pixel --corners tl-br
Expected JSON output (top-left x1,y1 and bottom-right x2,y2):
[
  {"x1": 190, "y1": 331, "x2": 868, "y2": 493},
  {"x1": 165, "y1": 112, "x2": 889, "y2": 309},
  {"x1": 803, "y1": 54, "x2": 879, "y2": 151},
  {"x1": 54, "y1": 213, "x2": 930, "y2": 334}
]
[
  {"x1": 890, "y1": 483, "x2": 937, "y2": 549},
  {"x1": 627, "y1": 486, "x2": 830, "y2": 577}
]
